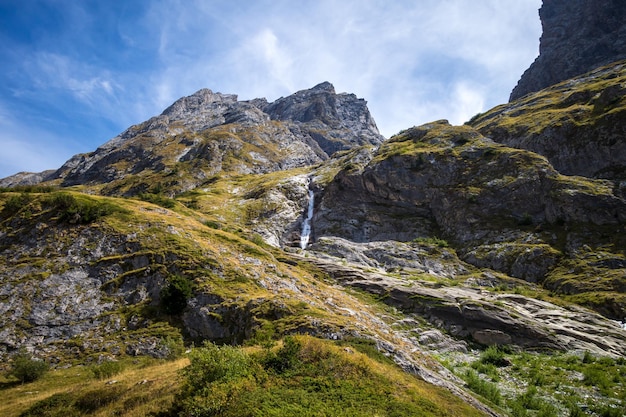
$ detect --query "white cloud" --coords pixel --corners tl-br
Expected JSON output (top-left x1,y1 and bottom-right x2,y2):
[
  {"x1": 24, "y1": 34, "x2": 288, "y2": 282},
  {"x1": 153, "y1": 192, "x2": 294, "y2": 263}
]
[
  {"x1": 2, "y1": 0, "x2": 544, "y2": 177},
  {"x1": 27, "y1": 52, "x2": 119, "y2": 105}
]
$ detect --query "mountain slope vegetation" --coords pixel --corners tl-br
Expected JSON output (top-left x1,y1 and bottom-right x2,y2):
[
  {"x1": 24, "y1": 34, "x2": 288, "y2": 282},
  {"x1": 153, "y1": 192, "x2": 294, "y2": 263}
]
[{"x1": 1, "y1": 67, "x2": 625, "y2": 416}]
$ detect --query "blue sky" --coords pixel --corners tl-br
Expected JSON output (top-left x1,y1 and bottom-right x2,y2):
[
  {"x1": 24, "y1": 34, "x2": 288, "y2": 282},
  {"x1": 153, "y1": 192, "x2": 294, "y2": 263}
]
[{"x1": 0, "y1": 0, "x2": 542, "y2": 178}]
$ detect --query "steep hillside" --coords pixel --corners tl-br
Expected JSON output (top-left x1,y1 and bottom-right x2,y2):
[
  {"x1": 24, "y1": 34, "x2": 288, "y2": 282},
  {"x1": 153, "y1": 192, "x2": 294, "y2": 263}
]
[
  {"x1": 310, "y1": 121, "x2": 625, "y2": 321},
  {"x1": 1, "y1": 69, "x2": 626, "y2": 416}
]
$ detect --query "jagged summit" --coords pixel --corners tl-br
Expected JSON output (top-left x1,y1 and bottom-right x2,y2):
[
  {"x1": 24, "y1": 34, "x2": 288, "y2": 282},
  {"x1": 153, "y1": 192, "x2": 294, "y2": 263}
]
[
  {"x1": 162, "y1": 88, "x2": 238, "y2": 117},
  {"x1": 9, "y1": 83, "x2": 383, "y2": 194},
  {"x1": 510, "y1": 0, "x2": 626, "y2": 100}
]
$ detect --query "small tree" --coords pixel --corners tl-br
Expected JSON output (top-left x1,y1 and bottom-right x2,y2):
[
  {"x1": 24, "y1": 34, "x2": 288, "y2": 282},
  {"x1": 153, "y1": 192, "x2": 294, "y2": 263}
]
[
  {"x1": 160, "y1": 275, "x2": 193, "y2": 315},
  {"x1": 9, "y1": 351, "x2": 49, "y2": 383}
]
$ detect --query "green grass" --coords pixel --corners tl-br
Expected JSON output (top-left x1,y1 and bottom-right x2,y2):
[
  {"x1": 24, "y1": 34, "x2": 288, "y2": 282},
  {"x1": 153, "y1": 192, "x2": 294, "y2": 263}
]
[
  {"x1": 162, "y1": 336, "x2": 488, "y2": 417},
  {"x1": 444, "y1": 348, "x2": 626, "y2": 417},
  {"x1": 6, "y1": 337, "x2": 490, "y2": 417}
]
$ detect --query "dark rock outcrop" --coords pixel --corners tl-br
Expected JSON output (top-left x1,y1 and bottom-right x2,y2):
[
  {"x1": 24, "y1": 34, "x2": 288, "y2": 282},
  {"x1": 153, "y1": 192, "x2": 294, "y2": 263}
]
[
  {"x1": 473, "y1": 60, "x2": 626, "y2": 182},
  {"x1": 510, "y1": 0, "x2": 626, "y2": 101},
  {"x1": 314, "y1": 121, "x2": 625, "y2": 249}
]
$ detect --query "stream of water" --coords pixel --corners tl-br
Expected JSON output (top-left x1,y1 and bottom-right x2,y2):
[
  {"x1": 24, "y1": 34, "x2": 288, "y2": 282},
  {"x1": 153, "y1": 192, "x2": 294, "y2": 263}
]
[{"x1": 300, "y1": 189, "x2": 314, "y2": 249}]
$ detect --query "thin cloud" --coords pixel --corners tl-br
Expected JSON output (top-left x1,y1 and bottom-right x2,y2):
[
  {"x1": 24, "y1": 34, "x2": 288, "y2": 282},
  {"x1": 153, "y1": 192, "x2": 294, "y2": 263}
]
[{"x1": 0, "y1": 0, "x2": 543, "y2": 178}]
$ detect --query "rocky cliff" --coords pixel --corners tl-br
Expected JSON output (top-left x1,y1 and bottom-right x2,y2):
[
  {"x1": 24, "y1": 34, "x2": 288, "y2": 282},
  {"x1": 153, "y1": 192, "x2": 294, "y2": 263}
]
[
  {"x1": 474, "y1": 60, "x2": 626, "y2": 183},
  {"x1": 510, "y1": 0, "x2": 626, "y2": 100}
]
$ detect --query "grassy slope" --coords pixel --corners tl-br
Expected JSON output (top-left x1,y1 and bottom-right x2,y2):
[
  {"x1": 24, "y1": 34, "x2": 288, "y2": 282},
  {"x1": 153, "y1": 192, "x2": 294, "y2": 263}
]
[{"x1": 3, "y1": 337, "x2": 488, "y2": 417}]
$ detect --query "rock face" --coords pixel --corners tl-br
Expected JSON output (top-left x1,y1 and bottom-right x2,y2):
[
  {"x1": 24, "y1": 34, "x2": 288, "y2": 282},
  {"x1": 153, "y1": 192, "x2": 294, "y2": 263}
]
[
  {"x1": 308, "y1": 255, "x2": 626, "y2": 357},
  {"x1": 473, "y1": 61, "x2": 626, "y2": 182},
  {"x1": 262, "y1": 82, "x2": 383, "y2": 155},
  {"x1": 14, "y1": 83, "x2": 382, "y2": 195},
  {"x1": 314, "y1": 121, "x2": 625, "y2": 247},
  {"x1": 304, "y1": 120, "x2": 626, "y2": 318},
  {"x1": 510, "y1": 0, "x2": 626, "y2": 100}
]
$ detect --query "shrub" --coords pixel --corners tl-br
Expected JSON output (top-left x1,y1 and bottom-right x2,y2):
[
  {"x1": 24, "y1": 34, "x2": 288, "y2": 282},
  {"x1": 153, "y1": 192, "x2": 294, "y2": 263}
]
[
  {"x1": 9, "y1": 351, "x2": 49, "y2": 383},
  {"x1": 203, "y1": 220, "x2": 222, "y2": 229},
  {"x1": 138, "y1": 192, "x2": 176, "y2": 209},
  {"x1": 181, "y1": 343, "x2": 253, "y2": 392},
  {"x1": 262, "y1": 336, "x2": 302, "y2": 374},
  {"x1": 479, "y1": 345, "x2": 510, "y2": 367},
  {"x1": 91, "y1": 360, "x2": 124, "y2": 379},
  {"x1": 2, "y1": 193, "x2": 33, "y2": 216},
  {"x1": 74, "y1": 386, "x2": 124, "y2": 413},
  {"x1": 18, "y1": 393, "x2": 78, "y2": 417},
  {"x1": 463, "y1": 369, "x2": 502, "y2": 405},
  {"x1": 160, "y1": 275, "x2": 193, "y2": 315},
  {"x1": 583, "y1": 364, "x2": 612, "y2": 394},
  {"x1": 413, "y1": 236, "x2": 450, "y2": 248},
  {"x1": 44, "y1": 192, "x2": 121, "y2": 224},
  {"x1": 161, "y1": 336, "x2": 186, "y2": 360}
]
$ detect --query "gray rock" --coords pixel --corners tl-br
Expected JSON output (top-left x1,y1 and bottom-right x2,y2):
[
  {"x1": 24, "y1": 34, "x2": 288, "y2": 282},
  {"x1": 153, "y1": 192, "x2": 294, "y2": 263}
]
[
  {"x1": 511, "y1": 0, "x2": 626, "y2": 101},
  {"x1": 308, "y1": 256, "x2": 626, "y2": 357},
  {"x1": 37, "y1": 83, "x2": 382, "y2": 194}
]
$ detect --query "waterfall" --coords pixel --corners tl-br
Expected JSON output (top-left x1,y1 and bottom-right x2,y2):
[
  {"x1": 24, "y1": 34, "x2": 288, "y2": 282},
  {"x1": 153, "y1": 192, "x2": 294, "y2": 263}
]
[{"x1": 300, "y1": 189, "x2": 315, "y2": 249}]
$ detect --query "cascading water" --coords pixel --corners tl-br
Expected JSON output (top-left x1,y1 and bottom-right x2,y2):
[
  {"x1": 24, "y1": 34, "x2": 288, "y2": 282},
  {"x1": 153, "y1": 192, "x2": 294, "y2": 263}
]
[{"x1": 300, "y1": 189, "x2": 315, "y2": 249}]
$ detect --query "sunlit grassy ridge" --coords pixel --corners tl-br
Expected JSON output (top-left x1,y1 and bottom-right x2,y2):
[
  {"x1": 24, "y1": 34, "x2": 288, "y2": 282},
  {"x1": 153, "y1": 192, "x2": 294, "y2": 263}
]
[
  {"x1": 8, "y1": 337, "x2": 487, "y2": 417},
  {"x1": 469, "y1": 60, "x2": 626, "y2": 135},
  {"x1": 0, "y1": 357, "x2": 188, "y2": 417}
]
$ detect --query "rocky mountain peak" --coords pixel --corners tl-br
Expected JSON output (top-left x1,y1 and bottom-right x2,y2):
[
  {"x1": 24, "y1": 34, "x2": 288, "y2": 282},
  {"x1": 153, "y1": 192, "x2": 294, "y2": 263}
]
[
  {"x1": 310, "y1": 81, "x2": 336, "y2": 93},
  {"x1": 263, "y1": 82, "x2": 382, "y2": 155},
  {"x1": 510, "y1": 0, "x2": 626, "y2": 101},
  {"x1": 10, "y1": 83, "x2": 383, "y2": 193},
  {"x1": 161, "y1": 88, "x2": 238, "y2": 120}
]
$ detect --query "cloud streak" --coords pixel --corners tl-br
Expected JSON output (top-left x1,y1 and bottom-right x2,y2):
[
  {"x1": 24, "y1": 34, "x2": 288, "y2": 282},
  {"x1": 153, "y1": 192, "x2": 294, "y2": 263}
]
[{"x1": 0, "y1": 0, "x2": 542, "y2": 178}]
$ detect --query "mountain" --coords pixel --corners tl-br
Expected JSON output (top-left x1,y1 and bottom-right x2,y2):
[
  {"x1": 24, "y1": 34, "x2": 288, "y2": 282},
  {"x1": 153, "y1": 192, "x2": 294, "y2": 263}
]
[
  {"x1": 475, "y1": 60, "x2": 626, "y2": 183},
  {"x1": 510, "y1": 0, "x2": 626, "y2": 100},
  {"x1": 0, "y1": 82, "x2": 383, "y2": 195},
  {"x1": 2, "y1": 17, "x2": 626, "y2": 417}
]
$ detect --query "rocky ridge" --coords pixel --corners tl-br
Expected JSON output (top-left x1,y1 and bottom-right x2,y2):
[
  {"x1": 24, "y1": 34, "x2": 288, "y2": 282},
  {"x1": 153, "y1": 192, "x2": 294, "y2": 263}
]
[
  {"x1": 510, "y1": 0, "x2": 626, "y2": 100},
  {"x1": 2, "y1": 82, "x2": 382, "y2": 195},
  {"x1": 474, "y1": 60, "x2": 626, "y2": 183}
]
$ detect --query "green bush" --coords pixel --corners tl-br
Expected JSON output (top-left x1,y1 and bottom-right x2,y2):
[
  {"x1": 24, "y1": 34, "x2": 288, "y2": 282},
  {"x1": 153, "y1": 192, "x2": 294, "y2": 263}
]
[
  {"x1": 74, "y1": 386, "x2": 124, "y2": 413},
  {"x1": 161, "y1": 336, "x2": 186, "y2": 360},
  {"x1": 91, "y1": 360, "x2": 124, "y2": 379},
  {"x1": 18, "y1": 393, "x2": 78, "y2": 417},
  {"x1": 412, "y1": 236, "x2": 449, "y2": 248},
  {"x1": 463, "y1": 369, "x2": 502, "y2": 405},
  {"x1": 9, "y1": 351, "x2": 49, "y2": 383},
  {"x1": 2, "y1": 193, "x2": 33, "y2": 216},
  {"x1": 261, "y1": 336, "x2": 302, "y2": 374},
  {"x1": 174, "y1": 342, "x2": 254, "y2": 415},
  {"x1": 160, "y1": 275, "x2": 193, "y2": 315},
  {"x1": 138, "y1": 192, "x2": 176, "y2": 208},
  {"x1": 203, "y1": 220, "x2": 222, "y2": 229},
  {"x1": 479, "y1": 345, "x2": 510, "y2": 367},
  {"x1": 44, "y1": 192, "x2": 121, "y2": 224}
]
